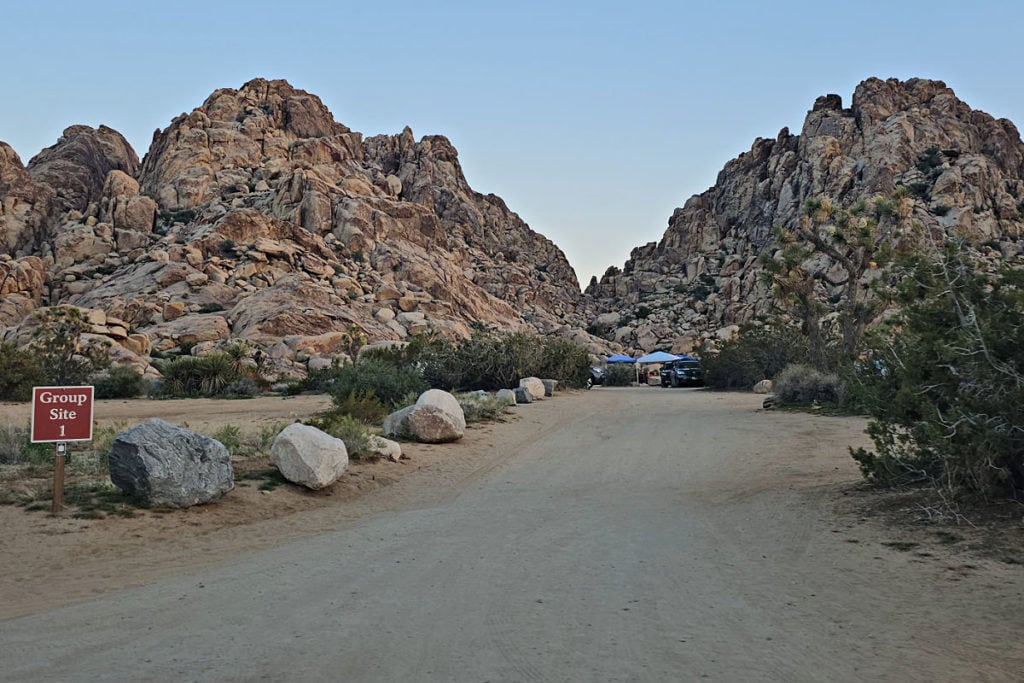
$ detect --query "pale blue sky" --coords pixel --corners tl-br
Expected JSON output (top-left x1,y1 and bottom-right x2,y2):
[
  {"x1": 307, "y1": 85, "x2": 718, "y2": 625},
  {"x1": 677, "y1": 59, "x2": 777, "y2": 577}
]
[{"x1": 3, "y1": 1, "x2": 1023, "y2": 287}]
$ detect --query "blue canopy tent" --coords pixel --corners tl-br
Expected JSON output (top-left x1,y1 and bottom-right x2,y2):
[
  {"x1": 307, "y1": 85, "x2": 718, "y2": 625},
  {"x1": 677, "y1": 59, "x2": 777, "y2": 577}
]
[
  {"x1": 635, "y1": 351, "x2": 681, "y2": 384},
  {"x1": 605, "y1": 354, "x2": 636, "y2": 364},
  {"x1": 635, "y1": 351, "x2": 680, "y2": 364}
]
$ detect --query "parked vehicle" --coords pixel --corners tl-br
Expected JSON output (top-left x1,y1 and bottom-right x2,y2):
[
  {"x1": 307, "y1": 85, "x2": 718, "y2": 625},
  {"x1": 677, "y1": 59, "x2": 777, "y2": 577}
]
[
  {"x1": 659, "y1": 358, "x2": 704, "y2": 387},
  {"x1": 586, "y1": 366, "x2": 605, "y2": 389}
]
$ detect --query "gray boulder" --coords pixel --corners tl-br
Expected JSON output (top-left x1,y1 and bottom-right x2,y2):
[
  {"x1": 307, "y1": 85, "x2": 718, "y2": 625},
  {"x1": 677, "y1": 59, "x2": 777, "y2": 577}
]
[
  {"x1": 383, "y1": 404, "x2": 417, "y2": 439},
  {"x1": 108, "y1": 418, "x2": 234, "y2": 508},
  {"x1": 519, "y1": 377, "x2": 545, "y2": 400},
  {"x1": 513, "y1": 386, "x2": 533, "y2": 404},
  {"x1": 271, "y1": 423, "x2": 348, "y2": 489},
  {"x1": 541, "y1": 379, "x2": 558, "y2": 397},
  {"x1": 383, "y1": 389, "x2": 466, "y2": 443}
]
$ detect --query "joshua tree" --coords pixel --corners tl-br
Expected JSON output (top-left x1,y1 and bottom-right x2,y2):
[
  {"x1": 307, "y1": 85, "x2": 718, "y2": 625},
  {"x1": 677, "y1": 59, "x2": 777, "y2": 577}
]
[{"x1": 761, "y1": 190, "x2": 910, "y2": 365}]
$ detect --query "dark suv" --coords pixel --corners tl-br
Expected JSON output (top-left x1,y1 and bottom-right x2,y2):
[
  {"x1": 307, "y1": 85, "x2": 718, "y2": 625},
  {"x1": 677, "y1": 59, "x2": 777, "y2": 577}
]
[{"x1": 659, "y1": 358, "x2": 704, "y2": 387}]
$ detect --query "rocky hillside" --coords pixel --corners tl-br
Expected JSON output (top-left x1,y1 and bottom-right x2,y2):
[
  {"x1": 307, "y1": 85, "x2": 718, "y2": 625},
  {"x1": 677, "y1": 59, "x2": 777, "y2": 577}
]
[
  {"x1": 1, "y1": 79, "x2": 600, "y2": 378},
  {"x1": 581, "y1": 78, "x2": 1024, "y2": 355}
]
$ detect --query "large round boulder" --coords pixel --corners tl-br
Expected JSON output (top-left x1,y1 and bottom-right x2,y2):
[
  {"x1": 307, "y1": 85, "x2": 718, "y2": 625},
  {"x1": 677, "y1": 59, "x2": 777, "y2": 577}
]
[
  {"x1": 270, "y1": 423, "x2": 349, "y2": 490},
  {"x1": 108, "y1": 418, "x2": 234, "y2": 508},
  {"x1": 383, "y1": 389, "x2": 466, "y2": 443}
]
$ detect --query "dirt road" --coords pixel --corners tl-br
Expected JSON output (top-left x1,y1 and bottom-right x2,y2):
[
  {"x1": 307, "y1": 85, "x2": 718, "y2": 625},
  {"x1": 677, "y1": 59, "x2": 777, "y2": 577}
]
[{"x1": 1, "y1": 388, "x2": 1022, "y2": 681}]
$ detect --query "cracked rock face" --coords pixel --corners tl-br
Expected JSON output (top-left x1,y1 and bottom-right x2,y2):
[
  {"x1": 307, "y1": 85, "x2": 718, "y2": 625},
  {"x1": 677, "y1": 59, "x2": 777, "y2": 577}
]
[{"x1": 580, "y1": 77, "x2": 1024, "y2": 356}]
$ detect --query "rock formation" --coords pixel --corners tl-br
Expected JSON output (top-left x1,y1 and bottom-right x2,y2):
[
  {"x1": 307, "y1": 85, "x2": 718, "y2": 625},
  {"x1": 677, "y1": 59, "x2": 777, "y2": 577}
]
[
  {"x1": 6, "y1": 76, "x2": 1023, "y2": 371},
  {"x1": 0, "y1": 79, "x2": 609, "y2": 378},
  {"x1": 581, "y1": 78, "x2": 1024, "y2": 355}
]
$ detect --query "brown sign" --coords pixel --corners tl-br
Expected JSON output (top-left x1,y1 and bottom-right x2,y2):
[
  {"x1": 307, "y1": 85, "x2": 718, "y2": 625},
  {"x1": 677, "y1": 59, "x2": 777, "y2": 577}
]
[{"x1": 31, "y1": 386, "x2": 94, "y2": 443}]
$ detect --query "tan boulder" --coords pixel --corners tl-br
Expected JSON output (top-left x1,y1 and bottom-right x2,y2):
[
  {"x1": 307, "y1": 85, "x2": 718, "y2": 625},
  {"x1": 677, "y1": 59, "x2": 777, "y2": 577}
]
[
  {"x1": 186, "y1": 272, "x2": 209, "y2": 287},
  {"x1": 376, "y1": 284, "x2": 402, "y2": 302},
  {"x1": 123, "y1": 333, "x2": 152, "y2": 356},
  {"x1": 162, "y1": 301, "x2": 186, "y2": 321}
]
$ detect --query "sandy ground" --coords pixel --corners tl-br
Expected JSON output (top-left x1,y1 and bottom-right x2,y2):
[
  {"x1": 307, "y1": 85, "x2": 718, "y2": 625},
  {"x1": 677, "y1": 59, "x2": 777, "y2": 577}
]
[
  {"x1": 0, "y1": 393, "x2": 507, "y2": 619},
  {"x1": 1, "y1": 388, "x2": 1023, "y2": 680}
]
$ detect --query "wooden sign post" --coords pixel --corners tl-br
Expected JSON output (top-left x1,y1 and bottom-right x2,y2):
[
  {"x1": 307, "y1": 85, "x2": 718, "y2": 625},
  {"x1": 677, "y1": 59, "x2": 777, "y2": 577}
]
[{"x1": 31, "y1": 386, "x2": 95, "y2": 513}]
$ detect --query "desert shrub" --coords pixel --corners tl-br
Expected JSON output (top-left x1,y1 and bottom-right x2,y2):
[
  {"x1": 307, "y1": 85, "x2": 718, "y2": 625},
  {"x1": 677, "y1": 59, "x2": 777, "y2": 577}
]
[
  {"x1": 243, "y1": 422, "x2": 286, "y2": 457},
  {"x1": 328, "y1": 359, "x2": 428, "y2": 410},
  {"x1": 457, "y1": 392, "x2": 510, "y2": 423},
  {"x1": 850, "y1": 246, "x2": 1024, "y2": 498},
  {"x1": 411, "y1": 331, "x2": 590, "y2": 391},
  {"x1": 330, "y1": 391, "x2": 389, "y2": 424},
  {"x1": 0, "y1": 423, "x2": 51, "y2": 465},
  {"x1": 702, "y1": 324, "x2": 812, "y2": 390},
  {"x1": 0, "y1": 342, "x2": 46, "y2": 401},
  {"x1": 356, "y1": 331, "x2": 590, "y2": 392},
  {"x1": 602, "y1": 364, "x2": 635, "y2": 386},
  {"x1": 78, "y1": 423, "x2": 123, "y2": 474},
  {"x1": 156, "y1": 353, "x2": 244, "y2": 397},
  {"x1": 772, "y1": 364, "x2": 842, "y2": 405},
  {"x1": 212, "y1": 424, "x2": 243, "y2": 455},
  {"x1": 307, "y1": 411, "x2": 374, "y2": 460},
  {"x1": 222, "y1": 378, "x2": 260, "y2": 398},
  {"x1": 304, "y1": 359, "x2": 350, "y2": 393},
  {"x1": 427, "y1": 333, "x2": 527, "y2": 390},
  {"x1": 93, "y1": 364, "x2": 146, "y2": 399},
  {"x1": 535, "y1": 337, "x2": 591, "y2": 389}
]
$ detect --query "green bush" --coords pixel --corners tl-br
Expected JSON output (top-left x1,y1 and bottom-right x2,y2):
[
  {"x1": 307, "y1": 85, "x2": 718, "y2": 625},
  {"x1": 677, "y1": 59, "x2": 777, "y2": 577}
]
[
  {"x1": 772, "y1": 364, "x2": 842, "y2": 405},
  {"x1": 0, "y1": 423, "x2": 51, "y2": 465},
  {"x1": 702, "y1": 324, "x2": 812, "y2": 390},
  {"x1": 0, "y1": 342, "x2": 46, "y2": 401},
  {"x1": 93, "y1": 364, "x2": 146, "y2": 399},
  {"x1": 409, "y1": 331, "x2": 590, "y2": 391},
  {"x1": 307, "y1": 411, "x2": 374, "y2": 460},
  {"x1": 352, "y1": 331, "x2": 590, "y2": 392},
  {"x1": 304, "y1": 359, "x2": 350, "y2": 393},
  {"x1": 212, "y1": 424, "x2": 243, "y2": 455},
  {"x1": 850, "y1": 246, "x2": 1024, "y2": 497},
  {"x1": 328, "y1": 359, "x2": 428, "y2": 411},
  {"x1": 330, "y1": 391, "x2": 389, "y2": 424},
  {"x1": 602, "y1": 364, "x2": 635, "y2": 386},
  {"x1": 223, "y1": 378, "x2": 260, "y2": 398},
  {"x1": 535, "y1": 338, "x2": 591, "y2": 389},
  {"x1": 457, "y1": 392, "x2": 510, "y2": 423}
]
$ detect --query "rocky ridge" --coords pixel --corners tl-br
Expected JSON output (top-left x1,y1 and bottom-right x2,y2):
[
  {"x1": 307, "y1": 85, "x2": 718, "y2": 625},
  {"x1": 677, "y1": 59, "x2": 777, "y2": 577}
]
[
  {"x1": 580, "y1": 78, "x2": 1024, "y2": 355},
  {"x1": 1, "y1": 79, "x2": 603, "y2": 378}
]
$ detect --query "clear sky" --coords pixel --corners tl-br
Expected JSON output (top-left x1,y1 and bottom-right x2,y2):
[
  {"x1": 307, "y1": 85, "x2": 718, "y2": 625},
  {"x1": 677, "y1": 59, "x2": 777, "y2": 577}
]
[{"x1": 3, "y1": 1, "x2": 1023, "y2": 288}]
